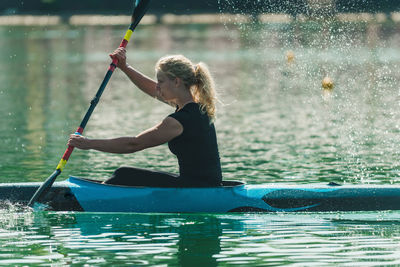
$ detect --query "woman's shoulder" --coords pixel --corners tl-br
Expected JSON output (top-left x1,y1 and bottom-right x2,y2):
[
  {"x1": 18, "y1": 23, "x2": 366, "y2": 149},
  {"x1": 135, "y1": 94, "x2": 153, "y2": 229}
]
[
  {"x1": 173, "y1": 102, "x2": 199, "y2": 116},
  {"x1": 169, "y1": 103, "x2": 206, "y2": 124},
  {"x1": 182, "y1": 102, "x2": 199, "y2": 110}
]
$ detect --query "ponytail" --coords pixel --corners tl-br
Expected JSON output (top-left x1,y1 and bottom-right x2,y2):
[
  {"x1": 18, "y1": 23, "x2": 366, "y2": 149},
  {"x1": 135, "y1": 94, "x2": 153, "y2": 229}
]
[{"x1": 193, "y1": 62, "x2": 217, "y2": 122}]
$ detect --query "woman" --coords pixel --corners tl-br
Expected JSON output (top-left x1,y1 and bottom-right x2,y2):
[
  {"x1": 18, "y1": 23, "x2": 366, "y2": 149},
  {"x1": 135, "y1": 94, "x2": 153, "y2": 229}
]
[{"x1": 68, "y1": 48, "x2": 222, "y2": 187}]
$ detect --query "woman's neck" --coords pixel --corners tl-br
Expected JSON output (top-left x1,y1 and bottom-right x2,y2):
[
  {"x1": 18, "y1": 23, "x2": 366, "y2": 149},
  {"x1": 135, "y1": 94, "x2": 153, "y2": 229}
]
[
  {"x1": 176, "y1": 99, "x2": 195, "y2": 110},
  {"x1": 175, "y1": 92, "x2": 195, "y2": 110}
]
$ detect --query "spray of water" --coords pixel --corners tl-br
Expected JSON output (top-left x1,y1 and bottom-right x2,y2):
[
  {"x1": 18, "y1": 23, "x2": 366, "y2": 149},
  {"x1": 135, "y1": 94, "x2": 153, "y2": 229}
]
[{"x1": 215, "y1": 0, "x2": 400, "y2": 183}]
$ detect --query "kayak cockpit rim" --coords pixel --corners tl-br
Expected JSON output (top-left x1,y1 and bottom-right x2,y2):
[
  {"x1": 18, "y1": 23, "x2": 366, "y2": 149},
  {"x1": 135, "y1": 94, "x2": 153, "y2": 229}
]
[{"x1": 67, "y1": 176, "x2": 245, "y2": 188}]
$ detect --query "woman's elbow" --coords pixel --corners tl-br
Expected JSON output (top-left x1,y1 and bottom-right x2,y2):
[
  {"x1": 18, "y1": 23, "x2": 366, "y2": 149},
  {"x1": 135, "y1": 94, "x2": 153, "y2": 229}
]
[{"x1": 125, "y1": 137, "x2": 146, "y2": 153}]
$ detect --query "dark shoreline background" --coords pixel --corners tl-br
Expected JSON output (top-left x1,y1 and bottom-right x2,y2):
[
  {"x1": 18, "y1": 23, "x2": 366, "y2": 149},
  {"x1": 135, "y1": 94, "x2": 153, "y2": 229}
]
[{"x1": 1, "y1": 0, "x2": 399, "y2": 16}]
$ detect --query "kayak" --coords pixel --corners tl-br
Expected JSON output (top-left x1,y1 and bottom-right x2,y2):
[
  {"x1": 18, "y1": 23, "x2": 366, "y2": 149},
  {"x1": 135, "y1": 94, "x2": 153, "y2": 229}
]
[{"x1": 2, "y1": 176, "x2": 400, "y2": 212}]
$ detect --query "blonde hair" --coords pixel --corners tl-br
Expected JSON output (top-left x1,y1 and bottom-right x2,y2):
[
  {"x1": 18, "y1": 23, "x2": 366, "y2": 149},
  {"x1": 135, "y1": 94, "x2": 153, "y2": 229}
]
[{"x1": 156, "y1": 55, "x2": 218, "y2": 122}]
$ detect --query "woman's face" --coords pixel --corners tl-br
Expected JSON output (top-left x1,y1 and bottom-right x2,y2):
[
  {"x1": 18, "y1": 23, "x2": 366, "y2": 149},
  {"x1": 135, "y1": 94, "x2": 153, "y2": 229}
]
[{"x1": 156, "y1": 70, "x2": 177, "y2": 101}]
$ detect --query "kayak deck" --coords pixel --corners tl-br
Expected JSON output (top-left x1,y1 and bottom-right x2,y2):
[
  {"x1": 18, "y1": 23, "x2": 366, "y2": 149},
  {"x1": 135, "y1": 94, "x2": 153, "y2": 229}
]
[{"x1": 2, "y1": 177, "x2": 400, "y2": 212}]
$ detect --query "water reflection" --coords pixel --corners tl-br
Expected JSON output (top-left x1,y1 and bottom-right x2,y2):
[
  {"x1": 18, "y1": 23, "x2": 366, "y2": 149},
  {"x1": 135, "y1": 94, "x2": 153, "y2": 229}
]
[
  {"x1": 0, "y1": 212, "x2": 223, "y2": 265},
  {"x1": 73, "y1": 213, "x2": 222, "y2": 266},
  {"x1": 3, "y1": 210, "x2": 400, "y2": 265}
]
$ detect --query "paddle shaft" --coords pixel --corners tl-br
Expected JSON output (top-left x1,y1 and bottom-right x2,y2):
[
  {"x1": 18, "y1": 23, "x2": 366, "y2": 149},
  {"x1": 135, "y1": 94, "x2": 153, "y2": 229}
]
[{"x1": 28, "y1": 0, "x2": 151, "y2": 206}]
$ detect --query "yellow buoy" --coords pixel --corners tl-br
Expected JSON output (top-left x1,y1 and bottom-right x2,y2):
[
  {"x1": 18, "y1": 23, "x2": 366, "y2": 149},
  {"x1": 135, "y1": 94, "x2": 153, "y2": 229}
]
[
  {"x1": 322, "y1": 76, "x2": 334, "y2": 91},
  {"x1": 286, "y1": 50, "x2": 295, "y2": 64}
]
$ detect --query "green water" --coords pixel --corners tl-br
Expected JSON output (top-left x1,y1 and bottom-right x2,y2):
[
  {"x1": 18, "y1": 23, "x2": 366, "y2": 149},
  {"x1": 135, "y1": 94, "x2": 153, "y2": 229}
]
[
  {"x1": 2, "y1": 211, "x2": 400, "y2": 266},
  {"x1": 1, "y1": 20, "x2": 400, "y2": 265}
]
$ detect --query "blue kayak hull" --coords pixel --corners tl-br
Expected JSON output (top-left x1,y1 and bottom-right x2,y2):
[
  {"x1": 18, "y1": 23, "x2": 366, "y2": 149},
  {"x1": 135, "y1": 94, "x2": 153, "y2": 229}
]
[
  {"x1": 3, "y1": 176, "x2": 400, "y2": 212},
  {"x1": 67, "y1": 177, "x2": 400, "y2": 212}
]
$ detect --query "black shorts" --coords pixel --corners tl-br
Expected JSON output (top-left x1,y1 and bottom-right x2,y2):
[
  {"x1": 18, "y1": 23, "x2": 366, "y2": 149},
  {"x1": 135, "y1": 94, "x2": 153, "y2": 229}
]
[
  {"x1": 104, "y1": 167, "x2": 220, "y2": 187},
  {"x1": 104, "y1": 167, "x2": 179, "y2": 187}
]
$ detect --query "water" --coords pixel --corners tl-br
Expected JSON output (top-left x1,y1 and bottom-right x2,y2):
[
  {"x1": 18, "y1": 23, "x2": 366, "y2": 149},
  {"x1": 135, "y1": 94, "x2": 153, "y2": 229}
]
[
  {"x1": 2, "y1": 211, "x2": 400, "y2": 266},
  {"x1": 1, "y1": 19, "x2": 400, "y2": 265}
]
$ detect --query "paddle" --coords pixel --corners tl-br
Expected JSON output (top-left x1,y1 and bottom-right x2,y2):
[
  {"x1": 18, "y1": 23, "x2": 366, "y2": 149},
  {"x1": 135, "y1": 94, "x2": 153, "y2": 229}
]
[{"x1": 28, "y1": 0, "x2": 151, "y2": 207}]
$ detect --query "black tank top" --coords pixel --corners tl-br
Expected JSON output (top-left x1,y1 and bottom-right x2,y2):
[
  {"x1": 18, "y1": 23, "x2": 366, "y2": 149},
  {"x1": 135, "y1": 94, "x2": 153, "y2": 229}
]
[{"x1": 168, "y1": 102, "x2": 222, "y2": 186}]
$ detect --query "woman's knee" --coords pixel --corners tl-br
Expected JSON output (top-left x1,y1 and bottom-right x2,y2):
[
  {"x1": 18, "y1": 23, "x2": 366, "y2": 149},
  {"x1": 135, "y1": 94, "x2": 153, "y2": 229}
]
[{"x1": 112, "y1": 167, "x2": 131, "y2": 177}]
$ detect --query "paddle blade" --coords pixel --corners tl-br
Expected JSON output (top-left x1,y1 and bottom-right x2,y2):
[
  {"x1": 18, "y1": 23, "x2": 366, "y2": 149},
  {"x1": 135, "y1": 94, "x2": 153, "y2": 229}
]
[
  {"x1": 28, "y1": 169, "x2": 61, "y2": 207},
  {"x1": 130, "y1": 0, "x2": 151, "y2": 30}
]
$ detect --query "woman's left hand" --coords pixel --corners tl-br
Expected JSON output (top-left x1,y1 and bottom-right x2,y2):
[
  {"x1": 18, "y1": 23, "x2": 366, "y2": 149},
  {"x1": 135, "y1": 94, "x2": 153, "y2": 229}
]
[
  {"x1": 68, "y1": 134, "x2": 91, "y2": 150},
  {"x1": 109, "y1": 47, "x2": 128, "y2": 70}
]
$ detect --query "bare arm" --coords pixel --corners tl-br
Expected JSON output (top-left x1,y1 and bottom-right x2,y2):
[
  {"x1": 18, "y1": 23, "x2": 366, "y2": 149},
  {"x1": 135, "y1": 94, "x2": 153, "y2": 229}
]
[
  {"x1": 110, "y1": 48, "x2": 167, "y2": 103},
  {"x1": 68, "y1": 117, "x2": 183, "y2": 154},
  {"x1": 120, "y1": 64, "x2": 159, "y2": 99}
]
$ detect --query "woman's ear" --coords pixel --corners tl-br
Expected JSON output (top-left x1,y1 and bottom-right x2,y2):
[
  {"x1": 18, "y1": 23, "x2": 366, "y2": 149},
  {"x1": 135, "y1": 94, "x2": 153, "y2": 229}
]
[{"x1": 174, "y1": 77, "x2": 181, "y2": 87}]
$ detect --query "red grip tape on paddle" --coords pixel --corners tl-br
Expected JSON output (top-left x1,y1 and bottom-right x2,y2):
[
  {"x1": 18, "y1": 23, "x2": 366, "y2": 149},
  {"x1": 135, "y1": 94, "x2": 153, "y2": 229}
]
[
  {"x1": 108, "y1": 37, "x2": 129, "y2": 71},
  {"x1": 62, "y1": 127, "x2": 84, "y2": 161},
  {"x1": 120, "y1": 39, "x2": 128, "y2": 48}
]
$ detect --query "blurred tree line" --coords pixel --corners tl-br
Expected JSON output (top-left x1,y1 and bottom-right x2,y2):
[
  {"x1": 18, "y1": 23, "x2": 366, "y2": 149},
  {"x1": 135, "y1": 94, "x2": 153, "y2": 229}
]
[{"x1": 1, "y1": 0, "x2": 399, "y2": 15}]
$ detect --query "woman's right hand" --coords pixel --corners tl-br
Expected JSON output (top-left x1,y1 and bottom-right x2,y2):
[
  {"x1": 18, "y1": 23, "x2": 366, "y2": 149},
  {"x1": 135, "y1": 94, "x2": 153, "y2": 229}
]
[
  {"x1": 109, "y1": 47, "x2": 128, "y2": 70},
  {"x1": 68, "y1": 134, "x2": 92, "y2": 150}
]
